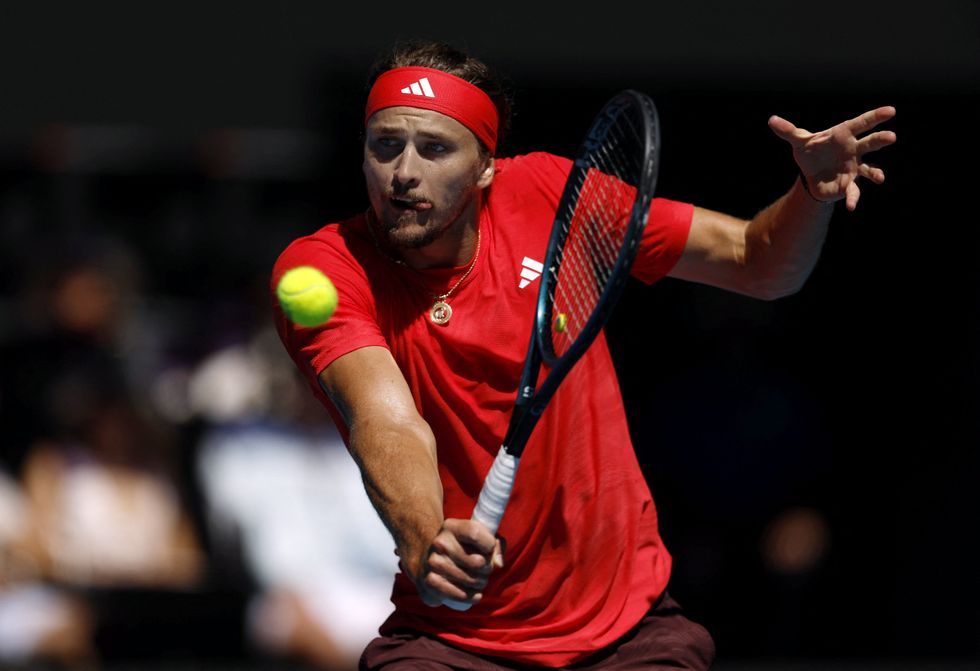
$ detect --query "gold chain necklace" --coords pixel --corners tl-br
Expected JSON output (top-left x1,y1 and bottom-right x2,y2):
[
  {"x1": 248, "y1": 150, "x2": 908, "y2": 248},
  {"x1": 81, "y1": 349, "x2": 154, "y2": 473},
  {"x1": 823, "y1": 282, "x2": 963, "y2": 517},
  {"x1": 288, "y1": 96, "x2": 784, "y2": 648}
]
[
  {"x1": 365, "y1": 216, "x2": 481, "y2": 326},
  {"x1": 427, "y1": 229, "x2": 480, "y2": 325}
]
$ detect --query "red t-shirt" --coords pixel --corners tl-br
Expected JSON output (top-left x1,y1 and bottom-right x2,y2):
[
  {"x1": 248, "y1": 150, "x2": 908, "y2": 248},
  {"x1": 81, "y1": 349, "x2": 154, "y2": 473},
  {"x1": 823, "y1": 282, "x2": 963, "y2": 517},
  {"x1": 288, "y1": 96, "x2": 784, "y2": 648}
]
[{"x1": 272, "y1": 152, "x2": 694, "y2": 666}]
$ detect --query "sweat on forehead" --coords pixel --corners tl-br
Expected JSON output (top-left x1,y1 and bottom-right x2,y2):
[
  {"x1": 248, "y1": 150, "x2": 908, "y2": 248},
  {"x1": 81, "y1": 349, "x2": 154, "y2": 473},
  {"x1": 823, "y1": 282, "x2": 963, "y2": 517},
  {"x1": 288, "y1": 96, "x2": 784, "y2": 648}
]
[{"x1": 365, "y1": 67, "x2": 499, "y2": 153}]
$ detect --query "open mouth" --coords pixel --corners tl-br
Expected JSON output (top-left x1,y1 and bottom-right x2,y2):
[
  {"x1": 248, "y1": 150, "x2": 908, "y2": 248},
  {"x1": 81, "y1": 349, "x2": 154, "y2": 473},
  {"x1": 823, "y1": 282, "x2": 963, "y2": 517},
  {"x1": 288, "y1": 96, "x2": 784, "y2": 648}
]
[{"x1": 390, "y1": 197, "x2": 433, "y2": 211}]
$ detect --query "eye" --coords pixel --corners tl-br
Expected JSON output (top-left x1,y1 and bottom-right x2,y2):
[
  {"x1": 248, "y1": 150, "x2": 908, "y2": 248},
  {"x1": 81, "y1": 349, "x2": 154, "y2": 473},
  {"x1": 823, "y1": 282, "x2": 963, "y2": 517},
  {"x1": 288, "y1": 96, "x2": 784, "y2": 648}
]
[
  {"x1": 368, "y1": 136, "x2": 404, "y2": 160},
  {"x1": 419, "y1": 141, "x2": 455, "y2": 159},
  {"x1": 376, "y1": 136, "x2": 403, "y2": 149}
]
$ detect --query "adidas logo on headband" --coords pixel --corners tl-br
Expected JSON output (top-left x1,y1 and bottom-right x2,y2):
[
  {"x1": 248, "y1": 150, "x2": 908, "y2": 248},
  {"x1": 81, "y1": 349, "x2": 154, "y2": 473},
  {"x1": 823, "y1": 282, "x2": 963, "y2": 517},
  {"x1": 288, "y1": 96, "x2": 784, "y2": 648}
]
[
  {"x1": 366, "y1": 67, "x2": 498, "y2": 151},
  {"x1": 400, "y1": 77, "x2": 436, "y2": 98}
]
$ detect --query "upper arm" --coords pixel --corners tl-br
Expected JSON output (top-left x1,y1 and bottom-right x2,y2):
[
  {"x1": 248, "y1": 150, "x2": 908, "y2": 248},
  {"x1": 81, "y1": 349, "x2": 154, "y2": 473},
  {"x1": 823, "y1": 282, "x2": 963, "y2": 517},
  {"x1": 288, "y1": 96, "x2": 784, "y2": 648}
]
[{"x1": 667, "y1": 205, "x2": 754, "y2": 296}]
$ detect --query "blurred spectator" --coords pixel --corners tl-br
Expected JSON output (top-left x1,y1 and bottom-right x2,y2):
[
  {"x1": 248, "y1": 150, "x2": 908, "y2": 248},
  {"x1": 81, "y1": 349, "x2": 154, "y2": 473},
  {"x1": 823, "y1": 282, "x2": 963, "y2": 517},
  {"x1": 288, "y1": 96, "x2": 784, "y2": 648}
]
[
  {"x1": 19, "y1": 400, "x2": 204, "y2": 590},
  {"x1": 0, "y1": 235, "x2": 204, "y2": 588},
  {"x1": 0, "y1": 237, "x2": 249, "y2": 668},
  {"x1": 0, "y1": 233, "x2": 395, "y2": 668},
  {"x1": 190, "y1": 324, "x2": 398, "y2": 670},
  {"x1": 0, "y1": 468, "x2": 97, "y2": 669},
  {"x1": 0, "y1": 236, "x2": 146, "y2": 474}
]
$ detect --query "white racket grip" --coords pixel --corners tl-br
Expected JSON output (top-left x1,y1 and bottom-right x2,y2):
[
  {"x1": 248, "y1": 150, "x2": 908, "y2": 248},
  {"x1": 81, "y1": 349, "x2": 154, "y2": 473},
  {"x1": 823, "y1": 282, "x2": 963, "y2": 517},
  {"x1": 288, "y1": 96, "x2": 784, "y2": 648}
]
[
  {"x1": 441, "y1": 447, "x2": 519, "y2": 611},
  {"x1": 471, "y1": 447, "x2": 519, "y2": 534}
]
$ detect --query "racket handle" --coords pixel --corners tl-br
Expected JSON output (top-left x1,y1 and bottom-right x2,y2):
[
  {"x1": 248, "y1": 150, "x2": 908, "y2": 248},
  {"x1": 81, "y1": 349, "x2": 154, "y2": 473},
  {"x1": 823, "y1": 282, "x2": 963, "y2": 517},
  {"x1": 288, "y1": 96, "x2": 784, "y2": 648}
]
[
  {"x1": 472, "y1": 446, "x2": 519, "y2": 533},
  {"x1": 441, "y1": 446, "x2": 519, "y2": 611}
]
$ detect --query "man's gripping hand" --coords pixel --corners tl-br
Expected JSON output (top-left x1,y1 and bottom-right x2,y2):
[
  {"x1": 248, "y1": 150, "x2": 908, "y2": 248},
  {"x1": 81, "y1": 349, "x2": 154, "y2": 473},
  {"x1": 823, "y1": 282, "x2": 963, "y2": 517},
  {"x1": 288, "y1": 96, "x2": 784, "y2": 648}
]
[{"x1": 408, "y1": 518, "x2": 504, "y2": 608}]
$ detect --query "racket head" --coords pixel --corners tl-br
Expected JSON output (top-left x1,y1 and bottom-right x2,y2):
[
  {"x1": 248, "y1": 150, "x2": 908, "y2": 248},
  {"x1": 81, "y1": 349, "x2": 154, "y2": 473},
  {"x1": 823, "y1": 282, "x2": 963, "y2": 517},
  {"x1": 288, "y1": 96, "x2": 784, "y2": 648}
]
[{"x1": 536, "y1": 90, "x2": 661, "y2": 370}]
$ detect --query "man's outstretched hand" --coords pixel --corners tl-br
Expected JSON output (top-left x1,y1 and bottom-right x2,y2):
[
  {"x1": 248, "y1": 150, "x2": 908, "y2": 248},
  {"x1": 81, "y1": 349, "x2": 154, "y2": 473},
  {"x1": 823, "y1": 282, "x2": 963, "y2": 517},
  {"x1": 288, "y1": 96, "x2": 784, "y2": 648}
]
[{"x1": 769, "y1": 106, "x2": 897, "y2": 211}]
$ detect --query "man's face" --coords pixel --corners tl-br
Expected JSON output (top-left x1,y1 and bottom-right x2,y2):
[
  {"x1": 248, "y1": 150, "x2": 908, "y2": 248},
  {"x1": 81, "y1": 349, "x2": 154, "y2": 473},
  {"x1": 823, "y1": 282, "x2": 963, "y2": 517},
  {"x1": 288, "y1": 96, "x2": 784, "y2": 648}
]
[{"x1": 363, "y1": 106, "x2": 494, "y2": 250}]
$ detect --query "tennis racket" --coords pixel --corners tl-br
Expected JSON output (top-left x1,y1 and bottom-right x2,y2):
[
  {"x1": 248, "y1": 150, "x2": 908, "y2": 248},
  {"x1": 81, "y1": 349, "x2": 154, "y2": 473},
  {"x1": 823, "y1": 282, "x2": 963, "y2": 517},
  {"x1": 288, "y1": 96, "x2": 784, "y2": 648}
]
[{"x1": 443, "y1": 89, "x2": 662, "y2": 610}]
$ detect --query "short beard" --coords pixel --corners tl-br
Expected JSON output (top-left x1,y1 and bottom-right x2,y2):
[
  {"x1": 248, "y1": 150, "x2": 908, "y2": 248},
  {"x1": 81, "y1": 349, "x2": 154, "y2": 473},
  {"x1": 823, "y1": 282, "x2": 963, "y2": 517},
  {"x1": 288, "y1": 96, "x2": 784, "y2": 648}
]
[
  {"x1": 376, "y1": 193, "x2": 474, "y2": 251},
  {"x1": 380, "y1": 215, "x2": 448, "y2": 250}
]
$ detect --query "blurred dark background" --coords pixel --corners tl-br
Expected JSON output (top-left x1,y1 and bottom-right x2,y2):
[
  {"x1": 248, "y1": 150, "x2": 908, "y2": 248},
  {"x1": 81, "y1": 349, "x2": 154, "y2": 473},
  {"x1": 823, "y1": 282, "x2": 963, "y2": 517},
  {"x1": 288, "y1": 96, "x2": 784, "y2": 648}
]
[{"x1": 0, "y1": 1, "x2": 977, "y2": 669}]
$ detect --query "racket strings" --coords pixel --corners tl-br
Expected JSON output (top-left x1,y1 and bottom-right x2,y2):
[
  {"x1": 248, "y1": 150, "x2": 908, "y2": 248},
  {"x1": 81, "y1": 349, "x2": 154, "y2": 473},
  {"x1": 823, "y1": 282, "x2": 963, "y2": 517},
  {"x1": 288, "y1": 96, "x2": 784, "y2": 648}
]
[{"x1": 550, "y1": 108, "x2": 647, "y2": 356}]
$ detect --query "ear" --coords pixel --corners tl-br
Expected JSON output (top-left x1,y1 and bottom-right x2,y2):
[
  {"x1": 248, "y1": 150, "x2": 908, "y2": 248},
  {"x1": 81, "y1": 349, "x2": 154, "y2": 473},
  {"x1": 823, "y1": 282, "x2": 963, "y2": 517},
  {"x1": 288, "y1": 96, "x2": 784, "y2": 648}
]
[{"x1": 477, "y1": 156, "x2": 495, "y2": 189}]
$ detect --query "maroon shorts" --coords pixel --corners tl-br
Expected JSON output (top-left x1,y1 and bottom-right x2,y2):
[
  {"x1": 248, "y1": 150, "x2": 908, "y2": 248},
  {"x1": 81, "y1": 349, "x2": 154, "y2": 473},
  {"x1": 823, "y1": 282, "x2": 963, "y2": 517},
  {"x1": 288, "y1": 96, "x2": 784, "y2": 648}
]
[{"x1": 360, "y1": 591, "x2": 716, "y2": 670}]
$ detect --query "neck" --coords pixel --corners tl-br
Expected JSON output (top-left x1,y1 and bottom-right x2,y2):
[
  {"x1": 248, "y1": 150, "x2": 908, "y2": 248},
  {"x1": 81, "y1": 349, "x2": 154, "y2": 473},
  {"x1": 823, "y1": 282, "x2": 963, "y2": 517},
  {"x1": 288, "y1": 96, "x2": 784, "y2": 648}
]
[{"x1": 402, "y1": 221, "x2": 479, "y2": 270}]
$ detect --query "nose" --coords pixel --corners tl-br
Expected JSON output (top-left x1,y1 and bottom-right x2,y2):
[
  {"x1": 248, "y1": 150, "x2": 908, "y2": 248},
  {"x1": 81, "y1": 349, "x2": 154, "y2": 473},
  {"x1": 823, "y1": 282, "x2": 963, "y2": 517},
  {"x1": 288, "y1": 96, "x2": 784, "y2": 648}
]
[{"x1": 391, "y1": 145, "x2": 422, "y2": 191}]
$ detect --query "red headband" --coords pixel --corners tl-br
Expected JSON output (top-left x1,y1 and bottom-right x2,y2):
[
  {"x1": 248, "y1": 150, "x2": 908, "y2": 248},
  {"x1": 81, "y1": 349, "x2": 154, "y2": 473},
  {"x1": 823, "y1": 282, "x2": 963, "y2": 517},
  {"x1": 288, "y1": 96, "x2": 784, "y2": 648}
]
[{"x1": 365, "y1": 67, "x2": 499, "y2": 153}]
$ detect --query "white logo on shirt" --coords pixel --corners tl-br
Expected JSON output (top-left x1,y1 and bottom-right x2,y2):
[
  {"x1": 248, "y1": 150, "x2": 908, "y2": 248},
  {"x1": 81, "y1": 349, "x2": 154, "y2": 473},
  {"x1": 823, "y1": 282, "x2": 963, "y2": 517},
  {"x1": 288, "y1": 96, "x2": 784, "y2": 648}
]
[{"x1": 519, "y1": 256, "x2": 543, "y2": 289}]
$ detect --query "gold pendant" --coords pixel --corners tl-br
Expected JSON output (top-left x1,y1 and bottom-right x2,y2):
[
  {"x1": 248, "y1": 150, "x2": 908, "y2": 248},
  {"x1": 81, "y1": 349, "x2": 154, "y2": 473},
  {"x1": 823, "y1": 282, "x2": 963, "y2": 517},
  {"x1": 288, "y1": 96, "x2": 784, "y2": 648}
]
[{"x1": 430, "y1": 301, "x2": 452, "y2": 325}]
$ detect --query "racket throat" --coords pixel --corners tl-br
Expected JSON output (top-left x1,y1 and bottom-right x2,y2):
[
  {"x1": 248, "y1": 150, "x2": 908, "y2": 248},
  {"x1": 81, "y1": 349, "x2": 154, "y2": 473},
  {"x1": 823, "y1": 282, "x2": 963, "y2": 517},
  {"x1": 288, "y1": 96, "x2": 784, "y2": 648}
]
[{"x1": 501, "y1": 396, "x2": 546, "y2": 459}]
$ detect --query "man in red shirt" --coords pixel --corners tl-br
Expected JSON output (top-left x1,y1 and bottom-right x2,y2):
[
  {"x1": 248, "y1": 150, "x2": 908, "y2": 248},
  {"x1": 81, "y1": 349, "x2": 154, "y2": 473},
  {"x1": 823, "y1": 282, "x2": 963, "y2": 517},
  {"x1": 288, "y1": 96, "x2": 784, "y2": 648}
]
[{"x1": 272, "y1": 40, "x2": 896, "y2": 669}]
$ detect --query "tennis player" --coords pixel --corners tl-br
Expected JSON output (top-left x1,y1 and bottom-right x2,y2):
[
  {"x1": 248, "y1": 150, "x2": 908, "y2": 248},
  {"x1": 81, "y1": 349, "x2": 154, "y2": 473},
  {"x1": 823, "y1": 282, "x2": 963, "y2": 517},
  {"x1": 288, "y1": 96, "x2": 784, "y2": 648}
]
[{"x1": 272, "y1": 40, "x2": 896, "y2": 670}]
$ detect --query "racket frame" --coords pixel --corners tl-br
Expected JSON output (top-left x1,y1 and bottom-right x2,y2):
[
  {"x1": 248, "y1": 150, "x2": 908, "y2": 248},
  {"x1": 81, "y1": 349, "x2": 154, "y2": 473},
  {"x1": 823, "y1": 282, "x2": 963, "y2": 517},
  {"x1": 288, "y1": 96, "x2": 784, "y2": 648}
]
[{"x1": 501, "y1": 90, "x2": 661, "y2": 458}]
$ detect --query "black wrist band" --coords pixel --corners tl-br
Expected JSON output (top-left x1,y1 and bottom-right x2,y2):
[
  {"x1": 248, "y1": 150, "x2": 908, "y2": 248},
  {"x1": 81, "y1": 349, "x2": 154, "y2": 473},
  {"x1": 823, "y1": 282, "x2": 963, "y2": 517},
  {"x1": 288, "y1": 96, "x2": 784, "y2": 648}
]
[{"x1": 797, "y1": 167, "x2": 819, "y2": 201}]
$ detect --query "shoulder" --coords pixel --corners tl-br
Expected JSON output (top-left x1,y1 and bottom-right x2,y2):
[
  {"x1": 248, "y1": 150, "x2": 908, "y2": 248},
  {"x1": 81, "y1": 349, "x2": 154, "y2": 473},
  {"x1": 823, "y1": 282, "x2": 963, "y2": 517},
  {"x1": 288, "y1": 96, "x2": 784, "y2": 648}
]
[
  {"x1": 489, "y1": 152, "x2": 572, "y2": 205},
  {"x1": 272, "y1": 213, "x2": 371, "y2": 286},
  {"x1": 494, "y1": 151, "x2": 571, "y2": 181}
]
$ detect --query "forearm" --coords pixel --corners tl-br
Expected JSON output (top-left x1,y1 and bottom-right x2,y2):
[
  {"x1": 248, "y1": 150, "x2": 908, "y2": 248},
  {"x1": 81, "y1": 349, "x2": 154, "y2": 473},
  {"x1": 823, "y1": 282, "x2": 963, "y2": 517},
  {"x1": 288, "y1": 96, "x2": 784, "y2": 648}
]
[
  {"x1": 318, "y1": 347, "x2": 445, "y2": 580},
  {"x1": 670, "y1": 179, "x2": 835, "y2": 299},
  {"x1": 348, "y1": 415, "x2": 444, "y2": 579},
  {"x1": 318, "y1": 346, "x2": 496, "y2": 606},
  {"x1": 742, "y1": 178, "x2": 835, "y2": 299}
]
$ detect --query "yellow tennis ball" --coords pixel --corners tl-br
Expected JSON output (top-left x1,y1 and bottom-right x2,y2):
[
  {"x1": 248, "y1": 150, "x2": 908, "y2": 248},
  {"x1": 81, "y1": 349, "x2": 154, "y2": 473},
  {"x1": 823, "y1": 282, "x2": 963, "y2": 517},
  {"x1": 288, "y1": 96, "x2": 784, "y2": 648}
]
[
  {"x1": 276, "y1": 266, "x2": 338, "y2": 327},
  {"x1": 554, "y1": 312, "x2": 568, "y2": 333}
]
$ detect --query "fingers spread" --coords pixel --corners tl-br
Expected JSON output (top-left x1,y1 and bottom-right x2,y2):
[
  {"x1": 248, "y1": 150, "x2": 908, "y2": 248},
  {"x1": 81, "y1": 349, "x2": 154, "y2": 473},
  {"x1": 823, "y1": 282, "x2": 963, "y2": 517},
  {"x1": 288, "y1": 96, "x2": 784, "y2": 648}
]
[
  {"x1": 847, "y1": 106, "x2": 896, "y2": 136},
  {"x1": 768, "y1": 115, "x2": 809, "y2": 144},
  {"x1": 845, "y1": 180, "x2": 861, "y2": 211},
  {"x1": 859, "y1": 163, "x2": 885, "y2": 184},
  {"x1": 857, "y1": 130, "x2": 897, "y2": 156}
]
